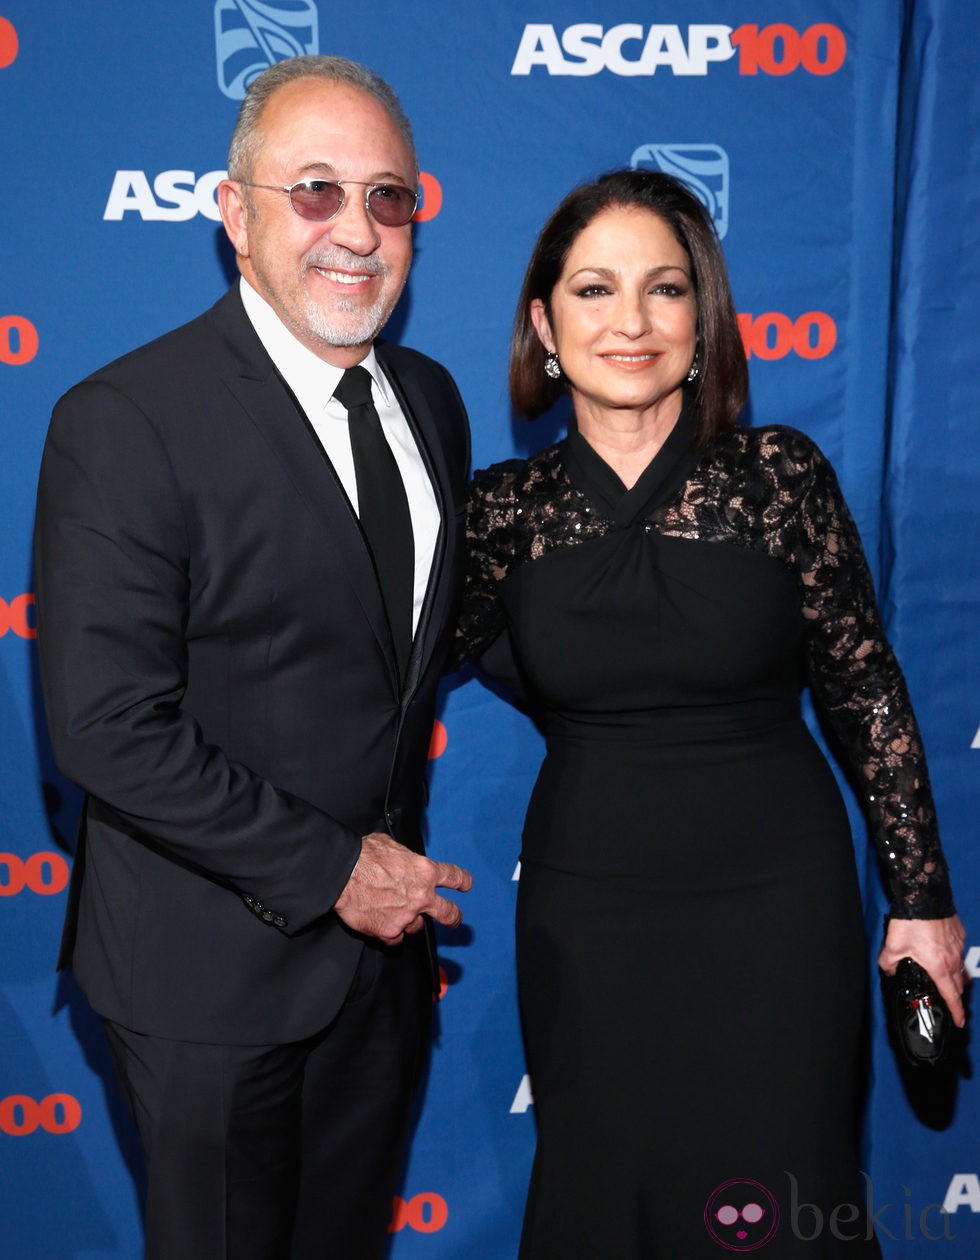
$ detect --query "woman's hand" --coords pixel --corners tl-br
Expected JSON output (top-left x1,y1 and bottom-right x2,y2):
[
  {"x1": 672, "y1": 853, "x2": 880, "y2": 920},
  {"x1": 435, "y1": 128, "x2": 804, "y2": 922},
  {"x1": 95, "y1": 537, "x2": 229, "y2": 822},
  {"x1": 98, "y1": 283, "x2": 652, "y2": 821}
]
[{"x1": 878, "y1": 914, "x2": 969, "y2": 1028}]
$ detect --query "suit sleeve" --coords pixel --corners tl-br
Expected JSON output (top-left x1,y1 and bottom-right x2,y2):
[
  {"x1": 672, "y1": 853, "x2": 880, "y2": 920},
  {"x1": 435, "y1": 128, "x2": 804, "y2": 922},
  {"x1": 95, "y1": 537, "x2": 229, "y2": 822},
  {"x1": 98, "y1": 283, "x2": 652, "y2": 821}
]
[{"x1": 34, "y1": 379, "x2": 361, "y2": 935}]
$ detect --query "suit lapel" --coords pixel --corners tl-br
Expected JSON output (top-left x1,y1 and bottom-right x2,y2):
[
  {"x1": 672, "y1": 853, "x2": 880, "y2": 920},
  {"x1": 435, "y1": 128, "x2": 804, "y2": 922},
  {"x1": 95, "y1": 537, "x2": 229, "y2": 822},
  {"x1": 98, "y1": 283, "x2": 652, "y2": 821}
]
[
  {"x1": 377, "y1": 347, "x2": 453, "y2": 697},
  {"x1": 211, "y1": 289, "x2": 399, "y2": 691}
]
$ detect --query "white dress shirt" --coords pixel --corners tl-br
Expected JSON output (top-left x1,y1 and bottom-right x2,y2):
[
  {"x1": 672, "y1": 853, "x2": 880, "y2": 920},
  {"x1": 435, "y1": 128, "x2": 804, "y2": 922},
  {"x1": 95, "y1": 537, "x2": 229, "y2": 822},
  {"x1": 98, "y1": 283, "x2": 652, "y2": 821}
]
[{"x1": 240, "y1": 278, "x2": 439, "y2": 635}]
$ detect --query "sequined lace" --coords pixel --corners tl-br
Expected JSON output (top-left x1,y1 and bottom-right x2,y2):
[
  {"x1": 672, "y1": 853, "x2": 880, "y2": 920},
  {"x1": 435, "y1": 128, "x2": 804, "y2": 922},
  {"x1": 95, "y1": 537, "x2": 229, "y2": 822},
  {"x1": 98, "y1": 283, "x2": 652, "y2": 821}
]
[{"x1": 457, "y1": 424, "x2": 953, "y2": 919}]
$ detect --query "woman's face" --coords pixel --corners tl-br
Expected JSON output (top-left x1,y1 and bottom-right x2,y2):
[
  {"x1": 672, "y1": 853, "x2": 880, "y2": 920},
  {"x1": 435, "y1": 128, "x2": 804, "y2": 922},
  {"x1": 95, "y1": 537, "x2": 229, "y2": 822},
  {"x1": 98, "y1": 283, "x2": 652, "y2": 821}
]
[{"x1": 531, "y1": 205, "x2": 698, "y2": 427}]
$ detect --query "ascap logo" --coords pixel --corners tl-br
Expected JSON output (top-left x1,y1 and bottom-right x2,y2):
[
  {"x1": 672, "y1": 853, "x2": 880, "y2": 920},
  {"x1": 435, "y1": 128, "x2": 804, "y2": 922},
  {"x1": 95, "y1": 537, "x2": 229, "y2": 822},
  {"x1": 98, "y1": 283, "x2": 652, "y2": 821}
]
[
  {"x1": 0, "y1": 16, "x2": 18, "y2": 68},
  {"x1": 416, "y1": 173, "x2": 442, "y2": 224},
  {"x1": 733, "y1": 24, "x2": 846, "y2": 76},
  {"x1": 0, "y1": 318, "x2": 38, "y2": 366},
  {"x1": 965, "y1": 946, "x2": 980, "y2": 979},
  {"x1": 944, "y1": 1175, "x2": 980, "y2": 1214},
  {"x1": 428, "y1": 718, "x2": 448, "y2": 759},
  {"x1": 104, "y1": 171, "x2": 225, "y2": 222},
  {"x1": 0, "y1": 594, "x2": 36, "y2": 637},
  {"x1": 510, "y1": 1074, "x2": 534, "y2": 1113},
  {"x1": 737, "y1": 312, "x2": 837, "y2": 361},
  {"x1": 0, "y1": 852, "x2": 71, "y2": 897},
  {"x1": 389, "y1": 1193, "x2": 448, "y2": 1234},
  {"x1": 512, "y1": 23, "x2": 845, "y2": 77},
  {"x1": 104, "y1": 170, "x2": 443, "y2": 223},
  {"x1": 215, "y1": 0, "x2": 319, "y2": 101},
  {"x1": 0, "y1": 1095, "x2": 81, "y2": 1136},
  {"x1": 631, "y1": 143, "x2": 729, "y2": 238},
  {"x1": 514, "y1": 24, "x2": 730, "y2": 76}
]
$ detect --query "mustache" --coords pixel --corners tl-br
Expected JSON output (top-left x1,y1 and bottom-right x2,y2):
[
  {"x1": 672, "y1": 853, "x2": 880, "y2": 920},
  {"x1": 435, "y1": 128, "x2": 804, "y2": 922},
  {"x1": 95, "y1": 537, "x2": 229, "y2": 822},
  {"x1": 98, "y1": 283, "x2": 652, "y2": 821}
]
[{"x1": 303, "y1": 246, "x2": 388, "y2": 277}]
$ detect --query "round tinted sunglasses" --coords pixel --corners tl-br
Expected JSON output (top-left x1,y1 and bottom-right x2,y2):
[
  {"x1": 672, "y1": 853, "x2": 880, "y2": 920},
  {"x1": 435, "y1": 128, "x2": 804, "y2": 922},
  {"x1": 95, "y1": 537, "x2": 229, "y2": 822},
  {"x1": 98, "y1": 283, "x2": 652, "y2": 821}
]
[{"x1": 239, "y1": 178, "x2": 419, "y2": 226}]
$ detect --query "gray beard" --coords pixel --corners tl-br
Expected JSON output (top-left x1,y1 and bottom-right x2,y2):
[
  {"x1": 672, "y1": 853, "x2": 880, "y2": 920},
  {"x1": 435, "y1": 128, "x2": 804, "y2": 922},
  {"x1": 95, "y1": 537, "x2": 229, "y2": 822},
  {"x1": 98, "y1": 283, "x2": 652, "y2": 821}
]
[
  {"x1": 302, "y1": 289, "x2": 390, "y2": 347},
  {"x1": 302, "y1": 247, "x2": 401, "y2": 348}
]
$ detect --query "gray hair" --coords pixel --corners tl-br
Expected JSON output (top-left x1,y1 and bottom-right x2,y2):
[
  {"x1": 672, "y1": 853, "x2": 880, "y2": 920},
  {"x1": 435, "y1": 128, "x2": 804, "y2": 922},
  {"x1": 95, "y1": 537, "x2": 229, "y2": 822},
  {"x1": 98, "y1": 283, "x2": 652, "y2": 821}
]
[{"x1": 226, "y1": 54, "x2": 418, "y2": 182}]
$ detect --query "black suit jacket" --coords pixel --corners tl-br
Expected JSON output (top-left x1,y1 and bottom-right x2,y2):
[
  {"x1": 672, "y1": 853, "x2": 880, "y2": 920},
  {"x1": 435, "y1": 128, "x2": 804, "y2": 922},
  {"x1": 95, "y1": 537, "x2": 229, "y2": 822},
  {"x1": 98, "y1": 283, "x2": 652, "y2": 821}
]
[{"x1": 34, "y1": 284, "x2": 469, "y2": 1044}]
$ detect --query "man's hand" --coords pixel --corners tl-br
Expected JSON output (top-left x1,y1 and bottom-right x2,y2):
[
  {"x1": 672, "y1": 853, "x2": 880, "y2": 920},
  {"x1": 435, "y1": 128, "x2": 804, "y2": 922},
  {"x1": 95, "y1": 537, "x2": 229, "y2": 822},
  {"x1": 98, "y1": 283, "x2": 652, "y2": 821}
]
[{"x1": 333, "y1": 832, "x2": 473, "y2": 945}]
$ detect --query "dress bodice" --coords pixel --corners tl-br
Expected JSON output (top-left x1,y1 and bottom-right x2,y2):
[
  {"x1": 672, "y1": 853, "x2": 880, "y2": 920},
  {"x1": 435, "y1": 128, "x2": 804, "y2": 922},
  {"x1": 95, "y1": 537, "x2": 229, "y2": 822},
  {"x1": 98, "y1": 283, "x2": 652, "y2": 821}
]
[{"x1": 457, "y1": 418, "x2": 954, "y2": 920}]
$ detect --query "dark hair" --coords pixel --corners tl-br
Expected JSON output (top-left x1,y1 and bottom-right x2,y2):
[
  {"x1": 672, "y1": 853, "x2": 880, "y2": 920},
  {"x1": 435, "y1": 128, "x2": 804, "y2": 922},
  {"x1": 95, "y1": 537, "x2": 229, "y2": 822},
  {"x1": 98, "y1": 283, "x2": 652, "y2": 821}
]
[{"x1": 510, "y1": 169, "x2": 748, "y2": 444}]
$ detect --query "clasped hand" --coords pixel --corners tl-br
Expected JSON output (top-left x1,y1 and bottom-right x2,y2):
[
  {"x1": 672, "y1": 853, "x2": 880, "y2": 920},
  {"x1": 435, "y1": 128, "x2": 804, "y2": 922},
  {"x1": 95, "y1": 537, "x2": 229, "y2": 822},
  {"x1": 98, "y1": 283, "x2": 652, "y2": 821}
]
[{"x1": 333, "y1": 832, "x2": 473, "y2": 945}]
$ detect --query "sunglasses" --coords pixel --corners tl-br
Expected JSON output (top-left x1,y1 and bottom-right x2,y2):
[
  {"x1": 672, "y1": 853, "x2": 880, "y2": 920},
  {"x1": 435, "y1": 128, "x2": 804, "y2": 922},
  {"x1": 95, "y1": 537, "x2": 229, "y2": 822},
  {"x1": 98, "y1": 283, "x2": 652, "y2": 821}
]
[
  {"x1": 239, "y1": 178, "x2": 419, "y2": 226},
  {"x1": 715, "y1": 1203, "x2": 767, "y2": 1226}
]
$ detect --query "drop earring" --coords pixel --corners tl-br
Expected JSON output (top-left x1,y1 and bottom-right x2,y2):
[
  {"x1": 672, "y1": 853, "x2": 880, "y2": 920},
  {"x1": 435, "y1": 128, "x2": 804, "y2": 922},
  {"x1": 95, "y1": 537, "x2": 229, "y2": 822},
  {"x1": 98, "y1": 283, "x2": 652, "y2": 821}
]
[{"x1": 544, "y1": 353, "x2": 562, "y2": 380}]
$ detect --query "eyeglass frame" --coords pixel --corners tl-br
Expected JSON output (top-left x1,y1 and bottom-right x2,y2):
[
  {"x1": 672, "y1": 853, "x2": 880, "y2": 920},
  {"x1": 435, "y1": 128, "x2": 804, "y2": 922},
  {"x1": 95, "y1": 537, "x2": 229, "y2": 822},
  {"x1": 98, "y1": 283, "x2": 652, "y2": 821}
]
[{"x1": 235, "y1": 177, "x2": 420, "y2": 226}]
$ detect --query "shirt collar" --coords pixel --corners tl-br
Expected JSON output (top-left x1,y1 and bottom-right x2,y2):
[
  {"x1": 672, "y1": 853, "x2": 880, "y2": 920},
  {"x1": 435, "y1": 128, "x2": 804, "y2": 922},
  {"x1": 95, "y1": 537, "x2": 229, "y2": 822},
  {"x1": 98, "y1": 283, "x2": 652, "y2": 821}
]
[{"x1": 239, "y1": 276, "x2": 391, "y2": 408}]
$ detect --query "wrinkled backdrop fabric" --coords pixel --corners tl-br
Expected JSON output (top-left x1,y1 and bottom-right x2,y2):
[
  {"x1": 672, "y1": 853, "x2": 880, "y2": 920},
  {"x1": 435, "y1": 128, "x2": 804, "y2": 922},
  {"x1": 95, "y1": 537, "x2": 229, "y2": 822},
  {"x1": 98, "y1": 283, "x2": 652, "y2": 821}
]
[{"x1": 0, "y1": 2, "x2": 977, "y2": 1255}]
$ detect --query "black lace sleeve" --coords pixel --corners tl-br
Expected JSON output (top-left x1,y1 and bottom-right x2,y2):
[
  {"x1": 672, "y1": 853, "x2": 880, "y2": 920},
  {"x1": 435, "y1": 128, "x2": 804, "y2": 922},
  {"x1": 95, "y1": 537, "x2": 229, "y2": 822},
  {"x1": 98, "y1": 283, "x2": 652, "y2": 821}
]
[
  {"x1": 781, "y1": 434, "x2": 954, "y2": 919},
  {"x1": 453, "y1": 460, "x2": 523, "y2": 666}
]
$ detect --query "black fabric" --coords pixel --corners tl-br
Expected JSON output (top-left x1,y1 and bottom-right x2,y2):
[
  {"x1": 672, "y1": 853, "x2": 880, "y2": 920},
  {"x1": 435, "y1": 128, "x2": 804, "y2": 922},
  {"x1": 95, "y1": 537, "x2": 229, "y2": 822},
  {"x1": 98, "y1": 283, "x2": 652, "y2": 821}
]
[
  {"x1": 34, "y1": 286, "x2": 470, "y2": 1045},
  {"x1": 453, "y1": 416, "x2": 944, "y2": 1256},
  {"x1": 563, "y1": 401, "x2": 700, "y2": 525},
  {"x1": 104, "y1": 935, "x2": 430, "y2": 1260},
  {"x1": 34, "y1": 281, "x2": 470, "y2": 1257},
  {"x1": 335, "y1": 365, "x2": 415, "y2": 681},
  {"x1": 459, "y1": 421, "x2": 951, "y2": 920}
]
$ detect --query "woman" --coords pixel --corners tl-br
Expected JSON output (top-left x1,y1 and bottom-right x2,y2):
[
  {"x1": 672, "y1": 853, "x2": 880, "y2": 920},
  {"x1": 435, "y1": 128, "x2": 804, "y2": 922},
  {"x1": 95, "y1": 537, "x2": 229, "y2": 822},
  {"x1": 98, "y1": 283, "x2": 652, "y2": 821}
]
[{"x1": 457, "y1": 171, "x2": 966, "y2": 1257}]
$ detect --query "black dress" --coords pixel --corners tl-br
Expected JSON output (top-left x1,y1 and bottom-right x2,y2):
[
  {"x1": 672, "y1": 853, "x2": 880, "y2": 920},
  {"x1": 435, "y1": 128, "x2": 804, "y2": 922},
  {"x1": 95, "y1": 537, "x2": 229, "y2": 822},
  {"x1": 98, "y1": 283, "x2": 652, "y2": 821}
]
[{"x1": 457, "y1": 409, "x2": 953, "y2": 1258}]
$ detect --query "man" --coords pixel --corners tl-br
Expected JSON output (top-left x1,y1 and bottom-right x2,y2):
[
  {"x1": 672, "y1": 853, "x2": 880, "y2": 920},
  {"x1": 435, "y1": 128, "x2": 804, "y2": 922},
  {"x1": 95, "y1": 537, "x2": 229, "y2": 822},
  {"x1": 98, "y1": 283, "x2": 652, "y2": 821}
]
[{"x1": 34, "y1": 55, "x2": 471, "y2": 1259}]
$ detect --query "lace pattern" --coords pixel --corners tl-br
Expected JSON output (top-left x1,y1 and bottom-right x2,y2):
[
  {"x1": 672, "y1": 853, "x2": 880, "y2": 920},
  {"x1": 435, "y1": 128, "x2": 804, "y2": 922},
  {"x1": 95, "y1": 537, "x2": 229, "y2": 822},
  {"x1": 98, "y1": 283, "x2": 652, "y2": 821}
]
[{"x1": 458, "y1": 424, "x2": 953, "y2": 919}]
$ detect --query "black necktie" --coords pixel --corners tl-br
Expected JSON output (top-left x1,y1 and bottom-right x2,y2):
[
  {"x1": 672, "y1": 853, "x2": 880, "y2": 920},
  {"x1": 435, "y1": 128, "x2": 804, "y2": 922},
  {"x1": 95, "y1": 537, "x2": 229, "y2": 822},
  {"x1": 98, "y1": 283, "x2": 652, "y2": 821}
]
[{"x1": 333, "y1": 366, "x2": 415, "y2": 680}]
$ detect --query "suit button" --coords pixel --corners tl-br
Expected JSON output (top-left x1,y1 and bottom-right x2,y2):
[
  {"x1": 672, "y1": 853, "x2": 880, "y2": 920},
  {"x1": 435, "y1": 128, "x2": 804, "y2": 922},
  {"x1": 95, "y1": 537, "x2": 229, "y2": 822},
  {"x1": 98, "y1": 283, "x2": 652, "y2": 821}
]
[
  {"x1": 386, "y1": 808, "x2": 402, "y2": 832},
  {"x1": 261, "y1": 909, "x2": 274, "y2": 923},
  {"x1": 273, "y1": 915, "x2": 287, "y2": 929}
]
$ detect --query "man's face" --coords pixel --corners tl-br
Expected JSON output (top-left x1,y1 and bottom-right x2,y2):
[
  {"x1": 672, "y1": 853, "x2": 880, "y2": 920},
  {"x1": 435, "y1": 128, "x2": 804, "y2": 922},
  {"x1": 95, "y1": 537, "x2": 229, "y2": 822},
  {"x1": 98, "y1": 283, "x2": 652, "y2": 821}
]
[{"x1": 219, "y1": 77, "x2": 415, "y2": 366}]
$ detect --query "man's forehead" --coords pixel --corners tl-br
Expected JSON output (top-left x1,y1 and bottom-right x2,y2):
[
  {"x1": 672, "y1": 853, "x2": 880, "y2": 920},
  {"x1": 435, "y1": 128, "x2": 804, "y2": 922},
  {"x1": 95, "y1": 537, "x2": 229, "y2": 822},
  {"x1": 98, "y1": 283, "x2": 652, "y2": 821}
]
[
  {"x1": 255, "y1": 78, "x2": 412, "y2": 170},
  {"x1": 261, "y1": 78, "x2": 393, "y2": 134}
]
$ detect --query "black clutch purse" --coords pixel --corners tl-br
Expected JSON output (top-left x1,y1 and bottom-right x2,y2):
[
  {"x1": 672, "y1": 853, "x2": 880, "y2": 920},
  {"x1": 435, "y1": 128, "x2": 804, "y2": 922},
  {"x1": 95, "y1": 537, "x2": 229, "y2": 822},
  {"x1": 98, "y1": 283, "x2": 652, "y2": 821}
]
[{"x1": 880, "y1": 957, "x2": 951, "y2": 1068}]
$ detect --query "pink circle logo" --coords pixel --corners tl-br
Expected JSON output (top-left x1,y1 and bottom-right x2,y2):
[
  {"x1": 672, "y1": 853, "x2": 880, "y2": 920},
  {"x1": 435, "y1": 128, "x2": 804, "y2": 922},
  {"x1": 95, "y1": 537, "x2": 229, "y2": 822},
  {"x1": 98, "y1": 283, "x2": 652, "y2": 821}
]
[{"x1": 705, "y1": 1179, "x2": 779, "y2": 1251}]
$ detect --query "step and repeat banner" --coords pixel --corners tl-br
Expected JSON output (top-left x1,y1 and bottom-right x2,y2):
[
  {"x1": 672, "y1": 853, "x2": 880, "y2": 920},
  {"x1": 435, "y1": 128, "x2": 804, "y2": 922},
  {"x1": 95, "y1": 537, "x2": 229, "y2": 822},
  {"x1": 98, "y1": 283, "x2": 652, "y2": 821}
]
[{"x1": 1, "y1": 1, "x2": 977, "y2": 1255}]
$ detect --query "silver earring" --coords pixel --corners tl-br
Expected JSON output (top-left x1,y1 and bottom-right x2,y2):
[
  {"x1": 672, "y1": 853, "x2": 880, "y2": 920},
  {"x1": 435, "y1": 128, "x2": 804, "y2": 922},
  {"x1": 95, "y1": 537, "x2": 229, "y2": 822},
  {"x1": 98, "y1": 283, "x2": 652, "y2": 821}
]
[
  {"x1": 544, "y1": 353, "x2": 561, "y2": 380},
  {"x1": 685, "y1": 352, "x2": 700, "y2": 383}
]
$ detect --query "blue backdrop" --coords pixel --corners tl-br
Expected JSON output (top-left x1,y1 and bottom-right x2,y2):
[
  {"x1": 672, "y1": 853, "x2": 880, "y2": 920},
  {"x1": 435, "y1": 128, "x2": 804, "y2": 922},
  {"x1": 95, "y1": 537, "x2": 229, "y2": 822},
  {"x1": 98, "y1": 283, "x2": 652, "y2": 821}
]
[{"x1": 1, "y1": 1, "x2": 977, "y2": 1255}]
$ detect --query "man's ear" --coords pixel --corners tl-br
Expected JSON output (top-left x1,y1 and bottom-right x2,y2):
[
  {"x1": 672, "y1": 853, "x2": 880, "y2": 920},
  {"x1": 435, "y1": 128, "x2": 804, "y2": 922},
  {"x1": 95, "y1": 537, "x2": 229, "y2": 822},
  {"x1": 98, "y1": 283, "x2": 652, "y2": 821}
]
[{"x1": 217, "y1": 180, "x2": 250, "y2": 258}]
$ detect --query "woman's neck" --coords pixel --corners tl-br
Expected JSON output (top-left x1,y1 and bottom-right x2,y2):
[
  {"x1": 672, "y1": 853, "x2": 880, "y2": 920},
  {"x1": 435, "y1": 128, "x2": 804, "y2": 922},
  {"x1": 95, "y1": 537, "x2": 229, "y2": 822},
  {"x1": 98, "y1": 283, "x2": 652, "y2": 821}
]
[{"x1": 574, "y1": 395, "x2": 683, "y2": 490}]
